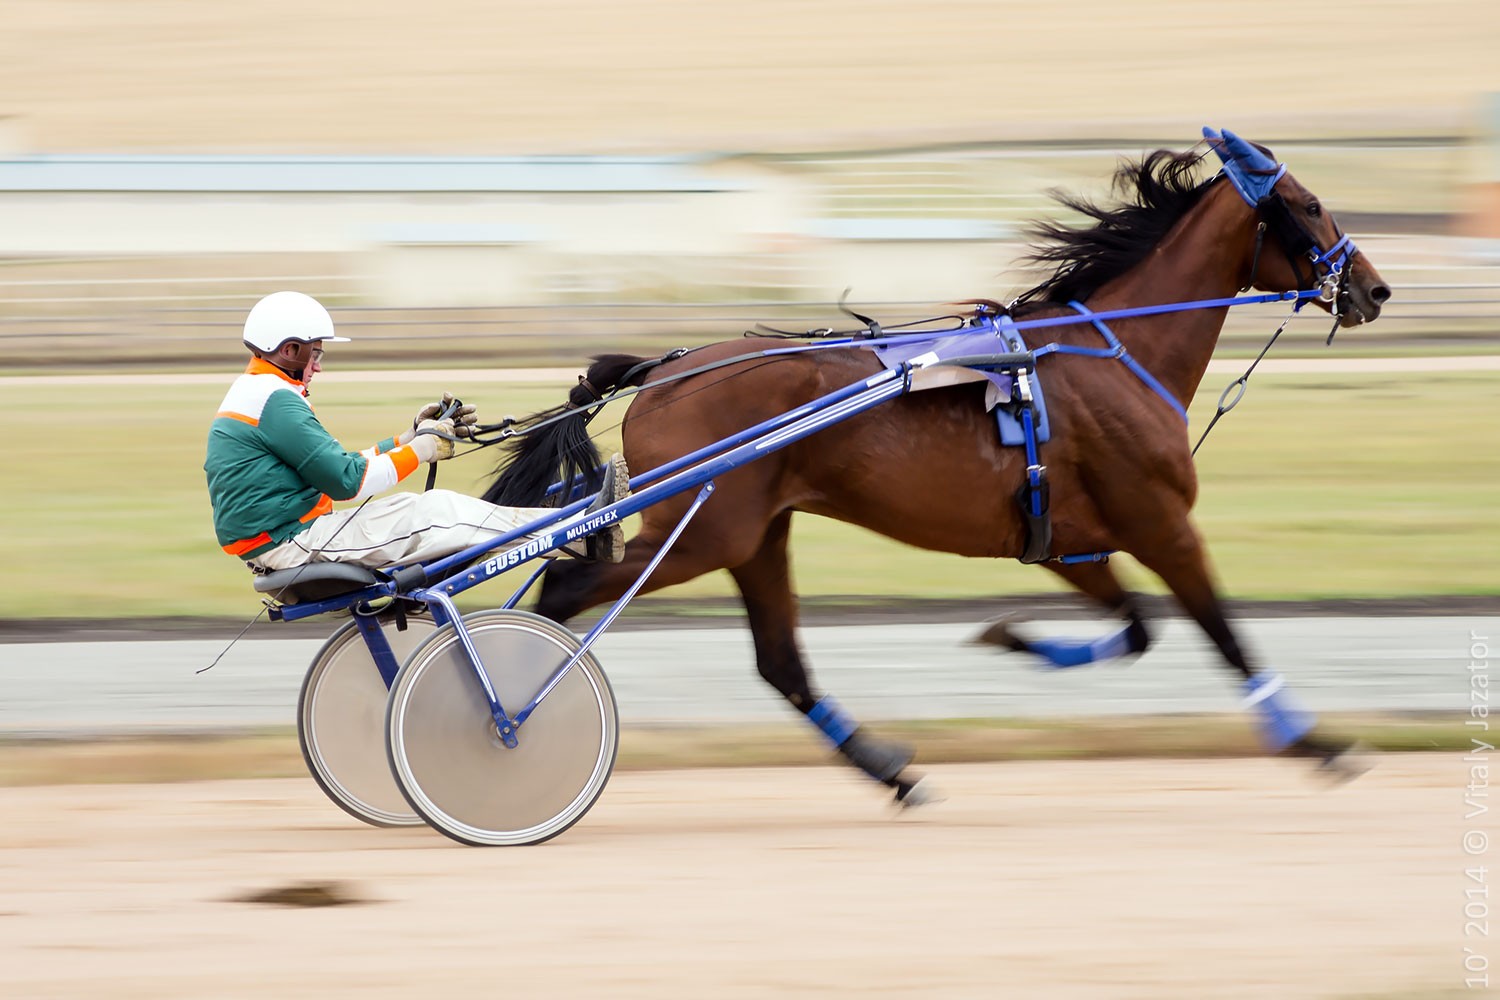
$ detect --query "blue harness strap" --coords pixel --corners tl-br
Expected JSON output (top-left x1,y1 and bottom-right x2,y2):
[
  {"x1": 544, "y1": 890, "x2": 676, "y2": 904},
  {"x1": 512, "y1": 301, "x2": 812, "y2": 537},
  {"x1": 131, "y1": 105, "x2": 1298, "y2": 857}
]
[
  {"x1": 993, "y1": 314, "x2": 1050, "y2": 445},
  {"x1": 1029, "y1": 302, "x2": 1189, "y2": 423},
  {"x1": 866, "y1": 302, "x2": 1203, "y2": 566}
]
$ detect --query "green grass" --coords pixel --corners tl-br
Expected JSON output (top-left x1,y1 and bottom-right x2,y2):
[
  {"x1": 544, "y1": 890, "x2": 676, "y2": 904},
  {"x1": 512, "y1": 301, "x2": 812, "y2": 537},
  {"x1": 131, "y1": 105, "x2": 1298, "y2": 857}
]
[
  {"x1": 1187, "y1": 373, "x2": 1500, "y2": 598},
  {"x1": 1, "y1": 369, "x2": 1495, "y2": 619}
]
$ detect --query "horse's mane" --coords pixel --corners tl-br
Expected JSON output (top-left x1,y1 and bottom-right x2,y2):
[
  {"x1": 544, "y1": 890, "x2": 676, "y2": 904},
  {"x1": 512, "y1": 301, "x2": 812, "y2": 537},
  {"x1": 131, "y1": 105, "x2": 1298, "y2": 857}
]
[{"x1": 1011, "y1": 148, "x2": 1216, "y2": 312}]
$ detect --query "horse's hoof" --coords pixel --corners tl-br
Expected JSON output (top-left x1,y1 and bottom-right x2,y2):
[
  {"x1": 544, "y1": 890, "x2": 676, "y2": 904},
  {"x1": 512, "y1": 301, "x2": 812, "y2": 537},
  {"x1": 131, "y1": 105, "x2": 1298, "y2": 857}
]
[
  {"x1": 1285, "y1": 734, "x2": 1375, "y2": 784},
  {"x1": 895, "y1": 776, "x2": 942, "y2": 809},
  {"x1": 1315, "y1": 741, "x2": 1375, "y2": 784},
  {"x1": 840, "y1": 731, "x2": 914, "y2": 784},
  {"x1": 972, "y1": 615, "x2": 1030, "y2": 652}
]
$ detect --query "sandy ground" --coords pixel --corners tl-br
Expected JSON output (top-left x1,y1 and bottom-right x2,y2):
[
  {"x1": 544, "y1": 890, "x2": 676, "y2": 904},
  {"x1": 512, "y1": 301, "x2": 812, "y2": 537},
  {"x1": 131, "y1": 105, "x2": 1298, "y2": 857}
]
[
  {"x1": 0, "y1": 755, "x2": 1474, "y2": 999},
  {"x1": 3, "y1": 1, "x2": 1497, "y2": 153}
]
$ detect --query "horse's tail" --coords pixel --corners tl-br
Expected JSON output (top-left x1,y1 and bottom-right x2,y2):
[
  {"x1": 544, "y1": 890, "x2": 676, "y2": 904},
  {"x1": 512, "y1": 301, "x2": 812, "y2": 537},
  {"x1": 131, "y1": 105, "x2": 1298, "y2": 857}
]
[{"x1": 481, "y1": 353, "x2": 655, "y2": 508}]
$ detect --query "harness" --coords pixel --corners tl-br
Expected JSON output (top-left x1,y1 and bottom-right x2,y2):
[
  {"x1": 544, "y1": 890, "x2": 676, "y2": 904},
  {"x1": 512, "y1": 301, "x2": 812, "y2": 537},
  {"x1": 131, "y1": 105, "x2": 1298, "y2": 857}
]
[
  {"x1": 988, "y1": 163, "x2": 1363, "y2": 563},
  {"x1": 445, "y1": 145, "x2": 1363, "y2": 568},
  {"x1": 857, "y1": 181, "x2": 1358, "y2": 563},
  {"x1": 942, "y1": 302, "x2": 1187, "y2": 565},
  {"x1": 444, "y1": 288, "x2": 1343, "y2": 565}
]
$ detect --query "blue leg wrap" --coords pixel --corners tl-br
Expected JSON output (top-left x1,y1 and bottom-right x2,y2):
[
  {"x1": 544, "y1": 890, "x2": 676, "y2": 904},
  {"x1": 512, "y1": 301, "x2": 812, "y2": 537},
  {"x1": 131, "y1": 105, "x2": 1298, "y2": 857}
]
[
  {"x1": 806, "y1": 695, "x2": 858, "y2": 749},
  {"x1": 1243, "y1": 673, "x2": 1316, "y2": 751},
  {"x1": 1026, "y1": 623, "x2": 1136, "y2": 669}
]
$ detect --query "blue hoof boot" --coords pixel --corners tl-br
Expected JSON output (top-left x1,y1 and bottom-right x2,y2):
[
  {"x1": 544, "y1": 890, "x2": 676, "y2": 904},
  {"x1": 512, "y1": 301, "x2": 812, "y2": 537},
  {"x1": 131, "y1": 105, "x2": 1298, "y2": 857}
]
[
  {"x1": 1244, "y1": 673, "x2": 1315, "y2": 751},
  {"x1": 977, "y1": 617, "x2": 1143, "y2": 669}
]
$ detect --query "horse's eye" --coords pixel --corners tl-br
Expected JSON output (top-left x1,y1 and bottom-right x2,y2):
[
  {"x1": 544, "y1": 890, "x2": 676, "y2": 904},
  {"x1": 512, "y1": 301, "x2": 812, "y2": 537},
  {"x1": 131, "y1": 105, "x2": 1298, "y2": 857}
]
[{"x1": 1307, "y1": 202, "x2": 1323, "y2": 218}]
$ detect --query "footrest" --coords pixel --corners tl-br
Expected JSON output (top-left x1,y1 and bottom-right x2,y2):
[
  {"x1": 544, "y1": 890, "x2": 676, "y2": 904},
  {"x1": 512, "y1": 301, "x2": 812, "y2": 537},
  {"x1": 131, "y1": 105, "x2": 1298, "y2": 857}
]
[{"x1": 252, "y1": 563, "x2": 382, "y2": 604}]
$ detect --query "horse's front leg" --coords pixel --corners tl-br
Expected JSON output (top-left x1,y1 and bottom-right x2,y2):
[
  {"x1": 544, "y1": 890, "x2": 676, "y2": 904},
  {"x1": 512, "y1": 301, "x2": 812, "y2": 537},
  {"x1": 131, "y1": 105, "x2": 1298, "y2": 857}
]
[
  {"x1": 1128, "y1": 514, "x2": 1364, "y2": 777},
  {"x1": 731, "y1": 511, "x2": 934, "y2": 805}
]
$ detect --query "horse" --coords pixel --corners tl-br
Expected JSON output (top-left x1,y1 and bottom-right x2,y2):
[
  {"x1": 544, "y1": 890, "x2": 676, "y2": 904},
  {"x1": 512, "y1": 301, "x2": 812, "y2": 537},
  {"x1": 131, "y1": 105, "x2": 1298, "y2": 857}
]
[{"x1": 481, "y1": 129, "x2": 1392, "y2": 802}]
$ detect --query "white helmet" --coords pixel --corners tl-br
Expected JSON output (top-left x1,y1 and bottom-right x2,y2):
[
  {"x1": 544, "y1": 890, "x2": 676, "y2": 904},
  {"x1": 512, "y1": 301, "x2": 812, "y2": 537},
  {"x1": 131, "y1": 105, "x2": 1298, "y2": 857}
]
[{"x1": 242, "y1": 291, "x2": 351, "y2": 353}]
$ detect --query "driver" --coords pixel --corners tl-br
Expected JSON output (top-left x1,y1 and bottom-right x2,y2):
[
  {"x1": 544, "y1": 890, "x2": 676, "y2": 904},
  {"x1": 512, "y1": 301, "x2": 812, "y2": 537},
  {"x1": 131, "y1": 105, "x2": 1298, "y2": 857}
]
[{"x1": 205, "y1": 291, "x2": 628, "y2": 576}]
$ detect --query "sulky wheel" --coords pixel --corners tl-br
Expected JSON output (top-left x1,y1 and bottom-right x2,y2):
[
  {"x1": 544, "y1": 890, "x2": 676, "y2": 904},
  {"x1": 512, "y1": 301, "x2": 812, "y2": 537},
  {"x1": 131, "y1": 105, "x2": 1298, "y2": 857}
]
[
  {"x1": 384, "y1": 609, "x2": 619, "y2": 847},
  {"x1": 297, "y1": 616, "x2": 437, "y2": 828}
]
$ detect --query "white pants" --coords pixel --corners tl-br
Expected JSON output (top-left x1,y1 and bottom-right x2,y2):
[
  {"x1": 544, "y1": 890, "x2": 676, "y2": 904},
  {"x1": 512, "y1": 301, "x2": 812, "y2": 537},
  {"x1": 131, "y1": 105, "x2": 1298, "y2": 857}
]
[{"x1": 250, "y1": 490, "x2": 560, "y2": 572}]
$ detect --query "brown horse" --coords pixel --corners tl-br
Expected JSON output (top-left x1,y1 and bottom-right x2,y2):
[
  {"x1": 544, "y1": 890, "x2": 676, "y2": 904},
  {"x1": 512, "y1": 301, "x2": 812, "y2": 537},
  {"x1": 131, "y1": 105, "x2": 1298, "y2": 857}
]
[{"x1": 484, "y1": 132, "x2": 1391, "y2": 801}]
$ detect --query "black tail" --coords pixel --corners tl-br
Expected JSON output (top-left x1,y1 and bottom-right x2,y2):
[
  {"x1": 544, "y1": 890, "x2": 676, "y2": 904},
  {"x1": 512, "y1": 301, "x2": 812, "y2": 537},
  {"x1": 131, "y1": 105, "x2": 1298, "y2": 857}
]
[{"x1": 481, "y1": 353, "x2": 655, "y2": 508}]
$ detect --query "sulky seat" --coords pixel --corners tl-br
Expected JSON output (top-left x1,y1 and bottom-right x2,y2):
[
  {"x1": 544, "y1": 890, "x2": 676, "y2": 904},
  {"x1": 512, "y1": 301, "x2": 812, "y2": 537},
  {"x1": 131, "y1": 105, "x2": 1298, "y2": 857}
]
[{"x1": 252, "y1": 562, "x2": 382, "y2": 605}]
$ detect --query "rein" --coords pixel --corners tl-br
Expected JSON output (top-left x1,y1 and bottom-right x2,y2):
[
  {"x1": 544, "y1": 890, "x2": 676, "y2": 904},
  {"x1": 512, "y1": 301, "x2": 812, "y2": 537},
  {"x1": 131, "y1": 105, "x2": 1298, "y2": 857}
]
[
  {"x1": 1190, "y1": 301, "x2": 1301, "y2": 456},
  {"x1": 455, "y1": 287, "x2": 1327, "y2": 459},
  {"x1": 456, "y1": 180, "x2": 1359, "y2": 469}
]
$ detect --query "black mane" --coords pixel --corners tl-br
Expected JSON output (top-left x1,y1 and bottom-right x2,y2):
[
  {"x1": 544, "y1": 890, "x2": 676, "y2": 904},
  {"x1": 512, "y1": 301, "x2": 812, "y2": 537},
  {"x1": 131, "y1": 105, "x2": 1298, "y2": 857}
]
[{"x1": 1012, "y1": 148, "x2": 1216, "y2": 311}]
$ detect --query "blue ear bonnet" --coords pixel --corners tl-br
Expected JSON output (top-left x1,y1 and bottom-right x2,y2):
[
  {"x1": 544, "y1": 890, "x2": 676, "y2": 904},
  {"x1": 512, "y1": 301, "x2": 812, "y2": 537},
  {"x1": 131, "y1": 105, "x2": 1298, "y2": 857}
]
[{"x1": 1202, "y1": 126, "x2": 1287, "y2": 205}]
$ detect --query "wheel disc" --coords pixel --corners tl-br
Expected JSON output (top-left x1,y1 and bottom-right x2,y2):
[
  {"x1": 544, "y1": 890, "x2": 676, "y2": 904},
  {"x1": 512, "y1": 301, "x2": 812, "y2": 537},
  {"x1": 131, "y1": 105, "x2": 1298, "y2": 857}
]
[
  {"x1": 298, "y1": 617, "x2": 436, "y2": 827},
  {"x1": 386, "y1": 610, "x2": 618, "y2": 846}
]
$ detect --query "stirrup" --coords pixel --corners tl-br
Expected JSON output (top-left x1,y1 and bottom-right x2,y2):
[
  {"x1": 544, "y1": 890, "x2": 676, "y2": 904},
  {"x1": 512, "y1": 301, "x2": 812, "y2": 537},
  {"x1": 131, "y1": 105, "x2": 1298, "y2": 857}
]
[{"x1": 564, "y1": 454, "x2": 631, "y2": 563}]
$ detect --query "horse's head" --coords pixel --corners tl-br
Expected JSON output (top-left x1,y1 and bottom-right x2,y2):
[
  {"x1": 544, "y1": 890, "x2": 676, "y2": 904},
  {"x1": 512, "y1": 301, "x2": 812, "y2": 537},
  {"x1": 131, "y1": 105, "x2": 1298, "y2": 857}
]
[{"x1": 1204, "y1": 127, "x2": 1391, "y2": 329}]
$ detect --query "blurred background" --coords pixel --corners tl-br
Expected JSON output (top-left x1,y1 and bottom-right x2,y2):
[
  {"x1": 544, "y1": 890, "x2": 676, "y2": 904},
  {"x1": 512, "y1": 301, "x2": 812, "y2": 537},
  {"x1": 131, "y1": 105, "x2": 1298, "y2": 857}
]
[
  {"x1": 1, "y1": 0, "x2": 1496, "y2": 620},
  {"x1": 0, "y1": 0, "x2": 1492, "y2": 638},
  {"x1": 0, "y1": 0, "x2": 1498, "y2": 368},
  {"x1": 0, "y1": 5, "x2": 1497, "y2": 995}
]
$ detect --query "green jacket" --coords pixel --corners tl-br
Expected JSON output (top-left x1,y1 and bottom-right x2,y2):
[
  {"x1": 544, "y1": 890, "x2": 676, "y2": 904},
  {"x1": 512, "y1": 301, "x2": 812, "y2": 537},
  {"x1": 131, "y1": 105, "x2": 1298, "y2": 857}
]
[{"x1": 205, "y1": 359, "x2": 413, "y2": 560}]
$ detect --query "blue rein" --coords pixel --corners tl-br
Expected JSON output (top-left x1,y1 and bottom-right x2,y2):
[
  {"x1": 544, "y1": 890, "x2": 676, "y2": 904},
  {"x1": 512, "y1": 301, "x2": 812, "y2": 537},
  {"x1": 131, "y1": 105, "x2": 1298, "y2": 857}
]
[
  {"x1": 1029, "y1": 302, "x2": 1191, "y2": 423},
  {"x1": 769, "y1": 287, "x2": 1324, "y2": 357}
]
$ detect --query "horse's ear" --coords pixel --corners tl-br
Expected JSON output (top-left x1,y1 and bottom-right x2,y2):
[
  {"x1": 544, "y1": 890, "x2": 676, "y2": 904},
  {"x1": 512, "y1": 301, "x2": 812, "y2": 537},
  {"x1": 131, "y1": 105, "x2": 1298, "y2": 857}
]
[{"x1": 1202, "y1": 126, "x2": 1286, "y2": 206}]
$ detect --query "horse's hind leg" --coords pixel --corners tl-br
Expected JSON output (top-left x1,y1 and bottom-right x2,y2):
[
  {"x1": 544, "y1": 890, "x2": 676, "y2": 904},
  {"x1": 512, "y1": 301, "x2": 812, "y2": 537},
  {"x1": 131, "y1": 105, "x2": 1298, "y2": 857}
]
[
  {"x1": 976, "y1": 560, "x2": 1151, "y2": 667},
  {"x1": 730, "y1": 511, "x2": 932, "y2": 805},
  {"x1": 1129, "y1": 518, "x2": 1360, "y2": 773}
]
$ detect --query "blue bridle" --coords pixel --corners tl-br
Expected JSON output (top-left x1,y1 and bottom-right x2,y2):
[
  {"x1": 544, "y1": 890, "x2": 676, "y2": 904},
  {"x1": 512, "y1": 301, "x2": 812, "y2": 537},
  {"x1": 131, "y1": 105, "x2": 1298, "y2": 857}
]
[
  {"x1": 1203, "y1": 126, "x2": 1359, "y2": 321},
  {"x1": 1252, "y1": 183, "x2": 1359, "y2": 309}
]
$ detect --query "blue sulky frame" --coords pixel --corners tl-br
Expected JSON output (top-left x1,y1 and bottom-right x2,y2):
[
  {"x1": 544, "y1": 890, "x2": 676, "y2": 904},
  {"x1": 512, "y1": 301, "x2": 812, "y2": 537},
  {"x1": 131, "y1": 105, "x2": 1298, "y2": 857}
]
[
  {"x1": 267, "y1": 287, "x2": 1324, "y2": 749},
  {"x1": 267, "y1": 362, "x2": 914, "y2": 748}
]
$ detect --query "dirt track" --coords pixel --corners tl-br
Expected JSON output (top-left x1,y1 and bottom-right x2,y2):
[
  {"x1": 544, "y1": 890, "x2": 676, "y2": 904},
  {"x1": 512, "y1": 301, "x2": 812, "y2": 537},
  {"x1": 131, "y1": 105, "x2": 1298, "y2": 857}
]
[{"x1": 2, "y1": 755, "x2": 1467, "y2": 998}]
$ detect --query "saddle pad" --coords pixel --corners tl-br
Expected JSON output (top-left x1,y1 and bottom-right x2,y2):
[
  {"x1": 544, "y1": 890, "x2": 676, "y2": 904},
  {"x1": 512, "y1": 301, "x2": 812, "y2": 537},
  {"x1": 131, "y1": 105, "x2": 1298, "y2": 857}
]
[{"x1": 868, "y1": 327, "x2": 1050, "y2": 446}]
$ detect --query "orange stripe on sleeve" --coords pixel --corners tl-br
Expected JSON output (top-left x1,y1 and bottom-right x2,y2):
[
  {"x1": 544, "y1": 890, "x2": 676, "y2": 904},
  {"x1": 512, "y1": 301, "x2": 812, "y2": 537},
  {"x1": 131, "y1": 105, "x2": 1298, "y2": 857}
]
[
  {"x1": 389, "y1": 445, "x2": 421, "y2": 481},
  {"x1": 215, "y1": 410, "x2": 259, "y2": 427}
]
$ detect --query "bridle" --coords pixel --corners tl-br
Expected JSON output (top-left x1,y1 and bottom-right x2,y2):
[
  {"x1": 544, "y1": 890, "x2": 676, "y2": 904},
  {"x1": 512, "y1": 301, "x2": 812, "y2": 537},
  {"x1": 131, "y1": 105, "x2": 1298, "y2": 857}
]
[
  {"x1": 1191, "y1": 171, "x2": 1362, "y2": 455},
  {"x1": 1237, "y1": 170, "x2": 1361, "y2": 340},
  {"x1": 1261, "y1": 190, "x2": 1357, "y2": 305}
]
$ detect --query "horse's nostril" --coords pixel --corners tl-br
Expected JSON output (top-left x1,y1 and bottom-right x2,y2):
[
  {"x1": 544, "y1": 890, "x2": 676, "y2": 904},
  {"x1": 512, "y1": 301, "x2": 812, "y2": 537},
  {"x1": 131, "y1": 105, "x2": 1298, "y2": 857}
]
[{"x1": 1369, "y1": 284, "x2": 1392, "y2": 305}]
